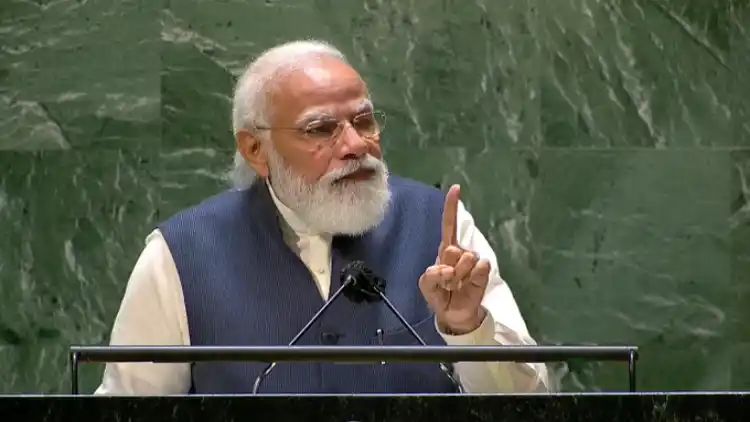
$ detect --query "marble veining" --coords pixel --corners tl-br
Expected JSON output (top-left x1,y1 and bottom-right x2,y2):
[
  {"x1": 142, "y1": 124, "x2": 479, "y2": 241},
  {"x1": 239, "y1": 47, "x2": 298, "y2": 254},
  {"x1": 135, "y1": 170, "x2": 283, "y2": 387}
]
[{"x1": 0, "y1": 0, "x2": 748, "y2": 393}]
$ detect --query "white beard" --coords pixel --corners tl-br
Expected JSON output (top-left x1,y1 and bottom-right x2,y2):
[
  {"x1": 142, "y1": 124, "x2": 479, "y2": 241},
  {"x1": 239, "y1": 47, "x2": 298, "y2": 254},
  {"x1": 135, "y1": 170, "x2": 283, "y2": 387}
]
[{"x1": 266, "y1": 147, "x2": 391, "y2": 236}]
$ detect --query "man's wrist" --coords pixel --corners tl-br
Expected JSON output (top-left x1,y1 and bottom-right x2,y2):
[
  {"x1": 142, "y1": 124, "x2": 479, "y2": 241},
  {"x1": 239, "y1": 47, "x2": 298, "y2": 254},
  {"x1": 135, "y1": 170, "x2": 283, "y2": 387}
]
[{"x1": 438, "y1": 307, "x2": 487, "y2": 336}]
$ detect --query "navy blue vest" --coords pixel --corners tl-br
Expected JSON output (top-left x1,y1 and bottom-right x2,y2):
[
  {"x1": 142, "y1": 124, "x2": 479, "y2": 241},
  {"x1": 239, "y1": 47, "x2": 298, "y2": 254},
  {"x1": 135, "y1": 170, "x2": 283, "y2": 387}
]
[{"x1": 159, "y1": 176, "x2": 458, "y2": 394}]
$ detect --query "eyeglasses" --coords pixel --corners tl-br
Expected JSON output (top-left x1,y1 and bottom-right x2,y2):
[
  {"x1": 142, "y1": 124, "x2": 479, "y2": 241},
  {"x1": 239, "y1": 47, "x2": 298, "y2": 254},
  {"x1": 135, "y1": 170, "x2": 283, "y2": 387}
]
[{"x1": 254, "y1": 111, "x2": 386, "y2": 148}]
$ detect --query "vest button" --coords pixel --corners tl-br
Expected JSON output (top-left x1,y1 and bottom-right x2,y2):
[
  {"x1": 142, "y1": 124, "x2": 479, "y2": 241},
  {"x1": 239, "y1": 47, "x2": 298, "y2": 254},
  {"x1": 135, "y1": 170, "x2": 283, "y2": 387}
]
[{"x1": 320, "y1": 332, "x2": 340, "y2": 345}]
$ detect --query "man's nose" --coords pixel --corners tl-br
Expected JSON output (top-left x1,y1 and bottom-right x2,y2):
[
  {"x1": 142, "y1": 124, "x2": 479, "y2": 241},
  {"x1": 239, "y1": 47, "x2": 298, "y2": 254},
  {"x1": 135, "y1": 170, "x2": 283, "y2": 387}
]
[{"x1": 335, "y1": 123, "x2": 369, "y2": 158}]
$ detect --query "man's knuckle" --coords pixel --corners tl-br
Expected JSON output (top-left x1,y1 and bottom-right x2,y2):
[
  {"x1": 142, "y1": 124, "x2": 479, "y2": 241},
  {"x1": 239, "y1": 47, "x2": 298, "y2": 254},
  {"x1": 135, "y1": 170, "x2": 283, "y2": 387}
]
[{"x1": 447, "y1": 245, "x2": 462, "y2": 254}]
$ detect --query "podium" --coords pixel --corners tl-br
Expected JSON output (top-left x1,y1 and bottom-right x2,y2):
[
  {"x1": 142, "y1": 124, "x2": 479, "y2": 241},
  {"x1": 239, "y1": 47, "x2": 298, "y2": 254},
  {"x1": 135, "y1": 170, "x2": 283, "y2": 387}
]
[
  {"x1": 68, "y1": 344, "x2": 640, "y2": 393},
  {"x1": 1, "y1": 394, "x2": 748, "y2": 421},
  {"x1": 0, "y1": 344, "x2": 745, "y2": 421}
]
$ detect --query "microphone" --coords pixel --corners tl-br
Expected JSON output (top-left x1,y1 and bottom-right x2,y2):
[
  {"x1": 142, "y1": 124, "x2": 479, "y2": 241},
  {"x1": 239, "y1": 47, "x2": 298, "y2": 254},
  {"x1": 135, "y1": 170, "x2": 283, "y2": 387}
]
[
  {"x1": 341, "y1": 261, "x2": 465, "y2": 394},
  {"x1": 251, "y1": 261, "x2": 363, "y2": 394}
]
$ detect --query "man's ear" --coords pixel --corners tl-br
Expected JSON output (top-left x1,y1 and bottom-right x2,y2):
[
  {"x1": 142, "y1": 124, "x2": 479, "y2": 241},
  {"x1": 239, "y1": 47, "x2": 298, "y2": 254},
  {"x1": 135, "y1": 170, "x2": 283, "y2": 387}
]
[{"x1": 236, "y1": 129, "x2": 269, "y2": 178}]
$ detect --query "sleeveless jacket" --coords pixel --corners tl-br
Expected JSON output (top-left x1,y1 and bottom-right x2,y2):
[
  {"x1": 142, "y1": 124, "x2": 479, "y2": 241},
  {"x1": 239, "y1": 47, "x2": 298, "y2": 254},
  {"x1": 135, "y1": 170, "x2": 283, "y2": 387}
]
[{"x1": 159, "y1": 176, "x2": 457, "y2": 394}]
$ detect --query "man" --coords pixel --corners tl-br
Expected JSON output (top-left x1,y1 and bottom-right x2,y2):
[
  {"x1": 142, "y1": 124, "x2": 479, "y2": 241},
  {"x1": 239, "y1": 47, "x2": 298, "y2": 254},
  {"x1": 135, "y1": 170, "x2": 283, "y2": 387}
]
[{"x1": 95, "y1": 40, "x2": 549, "y2": 394}]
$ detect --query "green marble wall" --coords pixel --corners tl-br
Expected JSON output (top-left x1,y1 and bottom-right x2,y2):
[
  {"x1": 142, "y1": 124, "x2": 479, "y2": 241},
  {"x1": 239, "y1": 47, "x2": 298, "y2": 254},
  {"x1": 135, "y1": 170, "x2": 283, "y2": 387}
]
[{"x1": 0, "y1": 0, "x2": 747, "y2": 393}]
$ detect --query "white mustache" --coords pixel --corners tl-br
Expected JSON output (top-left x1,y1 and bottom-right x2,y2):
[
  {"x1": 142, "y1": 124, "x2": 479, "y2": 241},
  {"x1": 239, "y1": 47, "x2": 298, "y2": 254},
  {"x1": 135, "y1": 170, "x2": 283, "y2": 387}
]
[{"x1": 322, "y1": 155, "x2": 384, "y2": 184}]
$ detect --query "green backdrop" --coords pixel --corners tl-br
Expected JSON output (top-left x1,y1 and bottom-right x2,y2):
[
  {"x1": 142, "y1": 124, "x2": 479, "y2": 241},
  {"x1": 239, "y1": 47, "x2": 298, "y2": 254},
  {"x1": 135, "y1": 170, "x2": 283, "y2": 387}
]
[{"x1": 0, "y1": 0, "x2": 748, "y2": 393}]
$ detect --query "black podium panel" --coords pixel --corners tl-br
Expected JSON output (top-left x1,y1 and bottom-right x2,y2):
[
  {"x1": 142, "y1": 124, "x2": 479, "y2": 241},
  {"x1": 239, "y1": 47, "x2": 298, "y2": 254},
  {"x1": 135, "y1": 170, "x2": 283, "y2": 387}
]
[{"x1": 0, "y1": 394, "x2": 748, "y2": 422}]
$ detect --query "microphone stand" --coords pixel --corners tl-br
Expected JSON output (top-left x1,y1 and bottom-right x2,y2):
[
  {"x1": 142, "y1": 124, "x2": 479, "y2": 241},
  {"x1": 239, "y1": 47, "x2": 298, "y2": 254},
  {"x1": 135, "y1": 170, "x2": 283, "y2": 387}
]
[
  {"x1": 252, "y1": 260, "x2": 464, "y2": 394},
  {"x1": 251, "y1": 274, "x2": 356, "y2": 394},
  {"x1": 368, "y1": 284, "x2": 465, "y2": 394}
]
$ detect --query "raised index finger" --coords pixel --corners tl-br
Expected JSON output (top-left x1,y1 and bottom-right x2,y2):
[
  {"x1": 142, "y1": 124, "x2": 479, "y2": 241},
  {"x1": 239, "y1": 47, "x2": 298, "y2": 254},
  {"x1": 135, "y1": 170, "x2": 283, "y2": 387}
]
[{"x1": 441, "y1": 184, "x2": 460, "y2": 247}]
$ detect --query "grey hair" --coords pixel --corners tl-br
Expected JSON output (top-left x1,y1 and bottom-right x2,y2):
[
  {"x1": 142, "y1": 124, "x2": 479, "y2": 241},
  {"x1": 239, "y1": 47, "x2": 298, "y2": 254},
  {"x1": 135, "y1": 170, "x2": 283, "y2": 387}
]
[{"x1": 227, "y1": 40, "x2": 348, "y2": 190}]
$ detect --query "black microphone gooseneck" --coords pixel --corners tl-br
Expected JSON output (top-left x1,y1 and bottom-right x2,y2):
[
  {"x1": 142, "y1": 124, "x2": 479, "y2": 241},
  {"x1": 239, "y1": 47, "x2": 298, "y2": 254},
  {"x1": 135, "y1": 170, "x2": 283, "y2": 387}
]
[
  {"x1": 342, "y1": 261, "x2": 465, "y2": 394},
  {"x1": 251, "y1": 262, "x2": 361, "y2": 394}
]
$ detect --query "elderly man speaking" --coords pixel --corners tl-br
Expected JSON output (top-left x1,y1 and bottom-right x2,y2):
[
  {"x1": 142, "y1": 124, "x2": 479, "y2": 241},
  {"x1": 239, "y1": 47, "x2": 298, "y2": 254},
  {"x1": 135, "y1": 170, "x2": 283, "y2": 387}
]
[{"x1": 96, "y1": 40, "x2": 549, "y2": 395}]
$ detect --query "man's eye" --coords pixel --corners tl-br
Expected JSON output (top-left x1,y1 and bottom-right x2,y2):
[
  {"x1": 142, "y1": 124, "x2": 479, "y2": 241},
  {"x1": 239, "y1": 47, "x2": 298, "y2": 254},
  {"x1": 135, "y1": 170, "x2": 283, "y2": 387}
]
[
  {"x1": 305, "y1": 121, "x2": 338, "y2": 137},
  {"x1": 353, "y1": 114, "x2": 375, "y2": 130}
]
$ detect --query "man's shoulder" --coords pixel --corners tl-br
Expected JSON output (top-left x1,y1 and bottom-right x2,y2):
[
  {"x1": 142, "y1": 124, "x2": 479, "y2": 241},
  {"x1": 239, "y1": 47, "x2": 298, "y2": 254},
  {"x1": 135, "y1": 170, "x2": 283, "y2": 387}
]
[
  {"x1": 160, "y1": 188, "x2": 248, "y2": 226},
  {"x1": 387, "y1": 175, "x2": 446, "y2": 215},
  {"x1": 388, "y1": 175, "x2": 443, "y2": 197}
]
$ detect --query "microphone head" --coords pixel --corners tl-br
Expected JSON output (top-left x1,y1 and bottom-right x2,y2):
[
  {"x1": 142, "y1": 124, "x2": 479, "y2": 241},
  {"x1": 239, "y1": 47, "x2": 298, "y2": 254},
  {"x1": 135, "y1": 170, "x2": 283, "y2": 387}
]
[{"x1": 340, "y1": 260, "x2": 386, "y2": 303}]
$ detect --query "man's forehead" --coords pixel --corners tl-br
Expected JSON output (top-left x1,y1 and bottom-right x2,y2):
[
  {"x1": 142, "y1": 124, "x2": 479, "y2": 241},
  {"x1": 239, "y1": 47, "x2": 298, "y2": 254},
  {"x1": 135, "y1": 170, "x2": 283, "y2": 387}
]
[
  {"x1": 269, "y1": 58, "x2": 369, "y2": 121},
  {"x1": 296, "y1": 98, "x2": 373, "y2": 122}
]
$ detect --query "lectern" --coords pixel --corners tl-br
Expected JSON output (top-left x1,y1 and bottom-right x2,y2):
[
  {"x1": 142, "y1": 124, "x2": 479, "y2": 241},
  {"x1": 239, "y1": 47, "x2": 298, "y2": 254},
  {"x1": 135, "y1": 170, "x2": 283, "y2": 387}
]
[
  {"x1": 68, "y1": 344, "x2": 639, "y2": 394},
  {"x1": 2, "y1": 345, "x2": 747, "y2": 422},
  {"x1": 2, "y1": 393, "x2": 749, "y2": 422}
]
